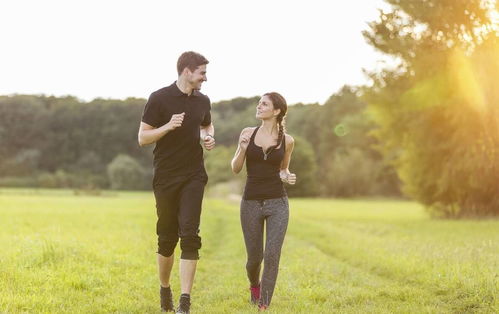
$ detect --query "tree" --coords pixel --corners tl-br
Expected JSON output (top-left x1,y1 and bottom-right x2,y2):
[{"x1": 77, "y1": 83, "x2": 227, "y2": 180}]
[{"x1": 363, "y1": 0, "x2": 499, "y2": 217}]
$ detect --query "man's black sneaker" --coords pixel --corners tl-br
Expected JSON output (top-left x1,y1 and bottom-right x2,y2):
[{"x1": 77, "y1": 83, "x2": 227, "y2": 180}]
[
  {"x1": 160, "y1": 286, "x2": 174, "y2": 312},
  {"x1": 176, "y1": 294, "x2": 191, "y2": 314}
]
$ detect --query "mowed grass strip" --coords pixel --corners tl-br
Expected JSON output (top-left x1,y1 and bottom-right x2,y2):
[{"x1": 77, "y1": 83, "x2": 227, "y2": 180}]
[{"x1": 0, "y1": 189, "x2": 497, "y2": 313}]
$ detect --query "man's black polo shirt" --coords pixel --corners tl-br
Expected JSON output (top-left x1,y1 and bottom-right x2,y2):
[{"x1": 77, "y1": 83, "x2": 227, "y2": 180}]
[{"x1": 142, "y1": 81, "x2": 211, "y2": 177}]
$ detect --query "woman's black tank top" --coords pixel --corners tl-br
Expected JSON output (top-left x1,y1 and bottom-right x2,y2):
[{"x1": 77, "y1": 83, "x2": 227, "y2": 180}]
[{"x1": 243, "y1": 127, "x2": 286, "y2": 200}]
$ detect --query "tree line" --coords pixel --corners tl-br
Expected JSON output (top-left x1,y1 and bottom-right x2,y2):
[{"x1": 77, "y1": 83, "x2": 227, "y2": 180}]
[{"x1": 0, "y1": 86, "x2": 399, "y2": 198}]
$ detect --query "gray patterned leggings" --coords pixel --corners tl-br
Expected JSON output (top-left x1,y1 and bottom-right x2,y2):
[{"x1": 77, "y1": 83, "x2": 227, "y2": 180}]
[{"x1": 240, "y1": 197, "x2": 289, "y2": 306}]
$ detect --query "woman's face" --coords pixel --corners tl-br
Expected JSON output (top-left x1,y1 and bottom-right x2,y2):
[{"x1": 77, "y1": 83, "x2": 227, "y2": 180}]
[{"x1": 256, "y1": 95, "x2": 279, "y2": 120}]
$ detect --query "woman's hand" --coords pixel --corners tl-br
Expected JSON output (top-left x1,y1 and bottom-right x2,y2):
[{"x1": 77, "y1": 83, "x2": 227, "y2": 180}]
[
  {"x1": 239, "y1": 131, "x2": 251, "y2": 151},
  {"x1": 280, "y1": 170, "x2": 297, "y2": 185}
]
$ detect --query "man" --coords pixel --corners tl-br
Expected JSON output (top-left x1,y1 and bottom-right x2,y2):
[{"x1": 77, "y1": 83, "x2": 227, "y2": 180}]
[{"x1": 138, "y1": 51, "x2": 215, "y2": 313}]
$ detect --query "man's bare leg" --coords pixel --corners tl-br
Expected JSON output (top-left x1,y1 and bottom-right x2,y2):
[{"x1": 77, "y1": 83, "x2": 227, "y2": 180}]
[
  {"x1": 180, "y1": 259, "x2": 197, "y2": 294},
  {"x1": 158, "y1": 253, "x2": 174, "y2": 287},
  {"x1": 158, "y1": 253, "x2": 175, "y2": 311}
]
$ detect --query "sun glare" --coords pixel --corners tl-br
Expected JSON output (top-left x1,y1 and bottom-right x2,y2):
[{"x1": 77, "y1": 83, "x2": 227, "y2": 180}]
[{"x1": 449, "y1": 49, "x2": 487, "y2": 114}]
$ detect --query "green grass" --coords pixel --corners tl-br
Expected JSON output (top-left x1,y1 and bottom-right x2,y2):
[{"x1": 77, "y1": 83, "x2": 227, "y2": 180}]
[{"x1": 0, "y1": 189, "x2": 497, "y2": 313}]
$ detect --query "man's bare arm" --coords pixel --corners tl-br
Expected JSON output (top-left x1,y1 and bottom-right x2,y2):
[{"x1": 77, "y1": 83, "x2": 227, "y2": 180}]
[{"x1": 138, "y1": 113, "x2": 185, "y2": 146}]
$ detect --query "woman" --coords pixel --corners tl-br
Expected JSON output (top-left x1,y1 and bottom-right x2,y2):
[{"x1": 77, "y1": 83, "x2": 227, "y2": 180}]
[{"x1": 231, "y1": 92, "x2": 296, "y2": 311}]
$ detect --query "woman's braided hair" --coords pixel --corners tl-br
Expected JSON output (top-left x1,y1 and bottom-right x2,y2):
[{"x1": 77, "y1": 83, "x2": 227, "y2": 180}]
[{"x1": 263, "y1": 92, "x2": 287, "y2": 156}]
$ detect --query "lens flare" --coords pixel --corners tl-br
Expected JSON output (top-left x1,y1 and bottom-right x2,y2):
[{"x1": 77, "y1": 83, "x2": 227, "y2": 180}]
[{"x1": 334, "y1": 124, "x2": 349, "y2": 137}]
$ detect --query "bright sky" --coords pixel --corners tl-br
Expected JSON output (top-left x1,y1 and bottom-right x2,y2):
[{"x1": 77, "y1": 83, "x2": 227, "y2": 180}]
[{"x1": 1, "y1": 0, "x2": 389, "y2": 105}]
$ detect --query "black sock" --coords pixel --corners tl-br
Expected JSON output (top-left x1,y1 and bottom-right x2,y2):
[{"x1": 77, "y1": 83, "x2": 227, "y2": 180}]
[
  {"x1": 179, "y1": 293, "x2": 191, "y2": 308},
  {"x1": 160, "y1": 285, "x2": 173, "y2": 310}
]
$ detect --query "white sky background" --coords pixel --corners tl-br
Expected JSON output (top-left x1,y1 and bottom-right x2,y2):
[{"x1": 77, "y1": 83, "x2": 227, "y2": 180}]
[{"x1": 1, "y1": 0, "x2": 390, "y2": 105}]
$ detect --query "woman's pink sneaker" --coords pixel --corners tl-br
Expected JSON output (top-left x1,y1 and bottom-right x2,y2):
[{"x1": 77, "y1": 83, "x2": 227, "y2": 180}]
[
  {"x1": 258, "y1": 304, "x2": 268, "y2": 311},
  {"x1": 249, "y1": 285, "x2": 260, "y2": 304}
]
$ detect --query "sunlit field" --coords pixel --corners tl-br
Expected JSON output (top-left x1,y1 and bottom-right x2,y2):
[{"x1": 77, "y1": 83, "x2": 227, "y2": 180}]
[{"x1": 0, "y1": 189, "x2": 497, "y2": 313}]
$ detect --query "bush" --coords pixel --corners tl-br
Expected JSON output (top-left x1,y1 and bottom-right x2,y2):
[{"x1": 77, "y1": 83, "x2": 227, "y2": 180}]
[
  {"x1": 324, "y1": 148, "x2": 376, "y2": 197},
  {"x1": 204, "y1": 145, "x2": 235, "y2": 186},
  {"x1": 107, "y1": 154, "x2": 147, "y2": 190},
  {"x1": 0, "y1": 176, "x2": 38, "y2": 188},
  {"x1": 37, "y1": 172, "x2": 58, "y2": 188}
]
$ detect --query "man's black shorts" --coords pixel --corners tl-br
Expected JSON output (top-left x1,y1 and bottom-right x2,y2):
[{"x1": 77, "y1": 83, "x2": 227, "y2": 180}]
[{"x1": 153, "y1": 167, "x2": 208, "y2": 260}]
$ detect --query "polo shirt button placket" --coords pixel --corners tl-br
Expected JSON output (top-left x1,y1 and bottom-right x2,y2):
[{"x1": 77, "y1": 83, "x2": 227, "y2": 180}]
[{"x1": 183, "y1": 95, "x2": 189, "y2": 117}]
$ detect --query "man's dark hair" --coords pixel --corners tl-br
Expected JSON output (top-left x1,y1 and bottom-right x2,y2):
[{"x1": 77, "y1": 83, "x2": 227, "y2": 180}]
[{"x1": 177, "y1": 51, "x2": 209, "y2": 75}]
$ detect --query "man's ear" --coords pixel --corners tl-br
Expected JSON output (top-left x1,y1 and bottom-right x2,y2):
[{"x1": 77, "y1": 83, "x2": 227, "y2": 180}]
[{"x1": 182, "y1": 67, "x2": 192, "y2": 76}]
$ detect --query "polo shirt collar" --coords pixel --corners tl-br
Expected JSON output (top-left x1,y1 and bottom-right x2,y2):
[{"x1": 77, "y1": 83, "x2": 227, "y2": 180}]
[{"x1": 171, "y1": 81, "x2": 200, "y2": 97}]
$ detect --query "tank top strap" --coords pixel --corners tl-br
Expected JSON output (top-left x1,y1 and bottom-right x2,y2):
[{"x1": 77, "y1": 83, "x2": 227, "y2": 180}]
[{"x1": 249, "y1": 126, "x2": 259, "y2": 144}]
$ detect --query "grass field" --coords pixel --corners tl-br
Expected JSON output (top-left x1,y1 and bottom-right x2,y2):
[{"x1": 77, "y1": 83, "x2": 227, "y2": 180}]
[{"x1": 0, "y1": 188, "x2": 497, "y2": 313}]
